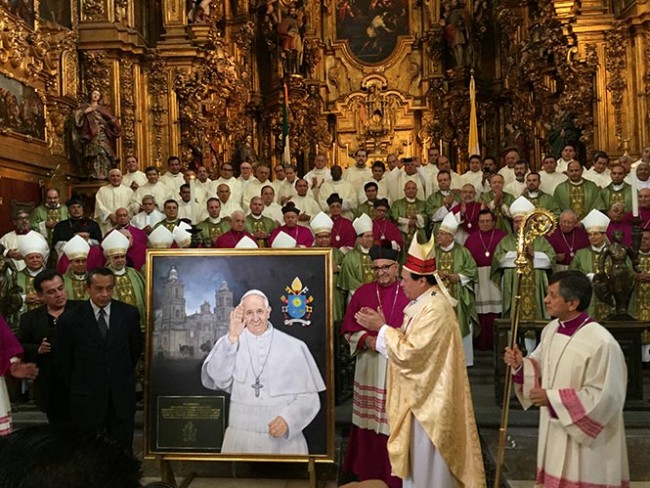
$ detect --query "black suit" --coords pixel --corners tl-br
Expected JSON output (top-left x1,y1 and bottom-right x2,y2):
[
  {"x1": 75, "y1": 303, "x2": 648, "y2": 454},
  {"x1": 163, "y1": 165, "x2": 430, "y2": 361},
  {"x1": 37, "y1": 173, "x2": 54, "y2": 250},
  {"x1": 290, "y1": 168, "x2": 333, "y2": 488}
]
[
  {"x1": 57, "y1": 299, "x2": 143, "y2": 450},
  {"x1": 17, "y1": 300, "x2": 84, "y2": 423}
]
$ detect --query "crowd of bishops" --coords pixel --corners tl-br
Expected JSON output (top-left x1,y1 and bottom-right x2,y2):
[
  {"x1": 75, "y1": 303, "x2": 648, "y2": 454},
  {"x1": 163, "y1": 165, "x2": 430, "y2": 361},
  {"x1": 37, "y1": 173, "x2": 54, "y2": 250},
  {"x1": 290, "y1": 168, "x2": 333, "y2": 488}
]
[{"x1": 2, "y1": 145, "x2": 650, "y2": 365}]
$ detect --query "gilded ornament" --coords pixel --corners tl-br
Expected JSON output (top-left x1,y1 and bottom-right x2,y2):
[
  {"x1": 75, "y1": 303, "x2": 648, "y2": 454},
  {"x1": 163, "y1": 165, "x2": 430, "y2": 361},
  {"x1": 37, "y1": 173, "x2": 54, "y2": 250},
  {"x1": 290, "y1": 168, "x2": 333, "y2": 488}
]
[
  {"x1": 120, "y1": 60, "x2": 136, "y2": 155},
  {"x1": 605, "y1": 20, "x2": 628, "y2": 150},
  {"x1": 82, "y1": 0, "x2": 106, "y2": 21}
]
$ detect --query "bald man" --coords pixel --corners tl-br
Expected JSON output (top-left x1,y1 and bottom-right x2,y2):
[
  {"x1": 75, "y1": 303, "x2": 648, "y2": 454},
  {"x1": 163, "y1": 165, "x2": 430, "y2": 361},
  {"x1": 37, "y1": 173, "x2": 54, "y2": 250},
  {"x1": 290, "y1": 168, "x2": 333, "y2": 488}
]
[{"x1": 94, "y1": 169, "x2": 134, "y2": 235}]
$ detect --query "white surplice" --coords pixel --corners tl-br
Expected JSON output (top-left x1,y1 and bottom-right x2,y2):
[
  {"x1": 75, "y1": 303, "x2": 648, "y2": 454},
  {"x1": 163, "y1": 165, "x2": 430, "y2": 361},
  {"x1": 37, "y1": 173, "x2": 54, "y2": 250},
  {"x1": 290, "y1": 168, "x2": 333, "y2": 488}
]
[{"x1": 516, "y1": 320, "x2": 630, "y2": 488}]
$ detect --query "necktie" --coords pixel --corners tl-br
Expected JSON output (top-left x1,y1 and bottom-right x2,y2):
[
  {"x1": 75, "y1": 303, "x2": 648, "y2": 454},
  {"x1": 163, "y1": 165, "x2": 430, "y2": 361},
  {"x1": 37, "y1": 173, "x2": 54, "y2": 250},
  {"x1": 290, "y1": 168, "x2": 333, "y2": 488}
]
[{"x1": 98, "y1": 308, "x2": 108, "y2": 339}]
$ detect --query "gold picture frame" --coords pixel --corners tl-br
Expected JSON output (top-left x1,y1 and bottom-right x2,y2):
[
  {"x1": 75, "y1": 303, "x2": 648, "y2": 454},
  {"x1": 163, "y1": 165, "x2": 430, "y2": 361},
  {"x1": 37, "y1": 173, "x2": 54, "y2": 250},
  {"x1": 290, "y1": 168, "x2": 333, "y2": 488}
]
[{"x1": 144, "y1": 248, "x2": 335, "y2": 463}]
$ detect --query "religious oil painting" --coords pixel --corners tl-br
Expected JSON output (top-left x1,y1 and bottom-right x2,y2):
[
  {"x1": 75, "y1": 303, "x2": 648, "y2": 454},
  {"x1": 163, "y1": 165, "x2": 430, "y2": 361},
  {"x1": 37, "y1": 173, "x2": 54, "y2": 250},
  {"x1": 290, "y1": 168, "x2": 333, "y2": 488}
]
[
  {"x1": 0, "y1": 72, "x2": 46, "y2": 141},
  {"x1": 335, "y1": 0, "x2": 409, "y2": 64},
  {"x1": 144, "y1": 249, "x2": 335, "y2": 462},
  {"x1": 39, "y1": 0, "x2": 72, "y2": 29},
  {"x1": 5, "y1": 0, "x2": 35, "y2": 29}
]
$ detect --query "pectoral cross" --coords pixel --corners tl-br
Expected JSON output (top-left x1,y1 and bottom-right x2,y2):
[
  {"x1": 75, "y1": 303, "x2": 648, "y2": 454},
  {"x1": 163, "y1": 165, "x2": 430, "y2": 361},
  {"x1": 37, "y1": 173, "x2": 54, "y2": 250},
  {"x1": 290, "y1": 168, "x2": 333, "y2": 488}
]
[{"x1": 251, "y1": 377, "x2": 263, "y2": 397}]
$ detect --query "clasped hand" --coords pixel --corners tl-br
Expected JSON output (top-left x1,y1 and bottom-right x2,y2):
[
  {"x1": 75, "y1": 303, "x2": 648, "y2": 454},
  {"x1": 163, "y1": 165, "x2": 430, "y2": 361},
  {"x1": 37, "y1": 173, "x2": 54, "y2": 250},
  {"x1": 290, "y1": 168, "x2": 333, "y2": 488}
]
[{"x1": 354, "y1": 306, "x2": 386, "y2": 332}]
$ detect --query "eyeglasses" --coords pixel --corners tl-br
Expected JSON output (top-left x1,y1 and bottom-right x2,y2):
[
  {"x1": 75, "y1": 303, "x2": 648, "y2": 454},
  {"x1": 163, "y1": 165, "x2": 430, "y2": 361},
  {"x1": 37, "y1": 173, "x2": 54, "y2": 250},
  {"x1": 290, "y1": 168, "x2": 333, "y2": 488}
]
[{"x1": 371, "y1": 263, "x2": 395, "y2": 274}]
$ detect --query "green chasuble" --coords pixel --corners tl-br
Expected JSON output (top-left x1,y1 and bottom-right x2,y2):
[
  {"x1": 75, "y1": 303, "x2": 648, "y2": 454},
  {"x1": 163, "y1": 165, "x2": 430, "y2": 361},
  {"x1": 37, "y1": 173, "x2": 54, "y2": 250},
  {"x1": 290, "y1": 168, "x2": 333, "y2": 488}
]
[
  {"x1": 480, "y1": 191, "x2": 515, "y2": 234},
  {"x1": 197, "y1": 218, "x2": 231, "y2": 247},
  {"x1": 153, "y1": 219, "x2": 181, "y2": 232},
  {"x1": 16, "y1": 269, "x2": 43, "y2": 315},
  {"x1": 491, "y1": 234, "x2": 556, "y2": 320},
  {"x1": 63, "y1": 269, "x2": 89, "y2": 301},
  {"x1": 602, "y1": 183, "x2": 633, "y2": 213},
  {"x1": 521, "y1": 190, "x2": 561, "y2": 219},
  {"x1": 337, "y1": 246, "x2": 374, "y2": 297},
  {"x1": 552, "y1": 179, "x2": 605, "y2": 220},
  {"x1": 436, "y1": 244, "x2": 479, "y2": 338},
  {"x1": 390, "y1": 198, "x2": 427, "y2": 263},
  {"x1": 331, "y1": 247, "x2": 346, "y2": 322},
  {"x1": 111, "y1": 267, "x2": 146, "y2": 330},
  {"x1": 30, "y1": 205, "x2": 69, "y2": 244},
  {"x1": 245, "y1": 214, "x2": 278, "y2": 248},
  {"x1": 424, "y1": 191, "x2": 461, "y2": 235},
  {"x1": 354, "y1": 201, "x2": 375, "y2": 219},
  {"x1": 569, "y1": 246, "x2": 632, "y2": 321}
]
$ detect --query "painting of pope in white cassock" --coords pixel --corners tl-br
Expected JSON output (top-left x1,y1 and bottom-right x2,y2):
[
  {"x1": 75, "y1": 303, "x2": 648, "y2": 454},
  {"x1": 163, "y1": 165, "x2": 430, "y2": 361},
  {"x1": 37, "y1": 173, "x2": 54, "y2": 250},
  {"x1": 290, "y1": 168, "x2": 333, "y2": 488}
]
[{"x1": 201, "y1": 289, "x2": 326, "y2": 454}]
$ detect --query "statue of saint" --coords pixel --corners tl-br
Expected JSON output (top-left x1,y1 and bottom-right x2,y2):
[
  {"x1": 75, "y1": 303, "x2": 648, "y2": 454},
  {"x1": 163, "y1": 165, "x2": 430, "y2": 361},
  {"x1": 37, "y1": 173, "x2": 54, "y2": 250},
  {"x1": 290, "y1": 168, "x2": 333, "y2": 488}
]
[
  {"x1": 593, "y1": 230, "x2": 639, "y2": 318},
  {"x1": 277, "y1": 4, "x2": 305, "y2": 75},
  {"x1": 443, "y1": 0, "x2": 472, "y2": 68},
  {"x1": 234, "y1": 134, "x2": 259, "y2": 173},
  {"x1": 73, "y1": 90, "x2": 121, "y2": 180},
  {"x1": 0, "y1": 244, "x2": 22, "y2": 328}
]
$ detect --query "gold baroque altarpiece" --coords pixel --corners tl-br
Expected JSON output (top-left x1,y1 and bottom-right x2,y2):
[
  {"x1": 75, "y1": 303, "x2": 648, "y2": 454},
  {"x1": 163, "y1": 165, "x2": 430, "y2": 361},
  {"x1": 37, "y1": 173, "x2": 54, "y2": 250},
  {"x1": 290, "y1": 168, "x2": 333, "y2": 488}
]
[{"x1": 0, "y1": 0, "x2": 650, "y2": 198}]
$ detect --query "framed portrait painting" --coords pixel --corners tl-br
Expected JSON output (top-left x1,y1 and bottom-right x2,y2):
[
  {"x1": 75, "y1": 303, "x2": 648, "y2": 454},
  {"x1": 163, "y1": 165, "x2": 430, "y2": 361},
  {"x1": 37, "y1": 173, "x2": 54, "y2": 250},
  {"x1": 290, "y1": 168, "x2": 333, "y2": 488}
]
[
  {"x1": 0, "y1": 72, "x2": 46, "y2": 141},
  {"x1": 6, "y1": 0, "x2": 35, "y2": 29},
  {"x1": 335, "y1": 0, "x2": 410, "y2": 64},
  {"x1": 144, "y1": 249, "x2": 335, "y2": 463}
]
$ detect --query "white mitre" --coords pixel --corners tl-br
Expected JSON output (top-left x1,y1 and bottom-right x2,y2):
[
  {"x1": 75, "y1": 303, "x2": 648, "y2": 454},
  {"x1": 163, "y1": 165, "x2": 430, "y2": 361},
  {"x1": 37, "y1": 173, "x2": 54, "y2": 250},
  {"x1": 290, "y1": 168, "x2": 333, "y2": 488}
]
[
  {"x1": 173, "y1": 222, "x2": 192, "y2": 248},
  {"x1": 310, "y1": 212, "x2": 334, "y2": 234},
  {"x1": 62, "y1": 235, "x2": 90, "y2": 259},
  {"x1": 352, "y1": 213, "x2": 373, "y2": 235},
  {"x1": 439, "y1": 212, "x2": 459, "y2": 235},
  {"x1": 509, "y1": 196, "x2": 535, "y2": 218},
  {"x1": 271, "y1": 231, "x2": 297, "y2": 248},
  {"x1": 581, "y1": 209, "x2": 610, "y2": 232},
  {"x1": 17, "y1": 231, "x2": 48, "y2": 258},
  {"x1": 235, "y1": 235, "x2": 258, "y2": 249},
  {"x1": 101, "y1": 231, "x2": 130, "y2": 257},
  {"x1": 148, "y1": 226, "x2": 174, "y2": 248}
]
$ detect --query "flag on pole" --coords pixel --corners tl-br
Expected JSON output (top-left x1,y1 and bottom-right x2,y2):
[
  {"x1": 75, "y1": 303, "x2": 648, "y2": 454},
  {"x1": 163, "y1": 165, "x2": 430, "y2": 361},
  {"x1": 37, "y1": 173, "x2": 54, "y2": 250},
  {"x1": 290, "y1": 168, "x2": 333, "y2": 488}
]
[
  {"x1": 282, "y1": 82, "x2": 291, "y2": 165},
  {"x1": 468, "y1": 74, "x2": 480, "y2": 156}
]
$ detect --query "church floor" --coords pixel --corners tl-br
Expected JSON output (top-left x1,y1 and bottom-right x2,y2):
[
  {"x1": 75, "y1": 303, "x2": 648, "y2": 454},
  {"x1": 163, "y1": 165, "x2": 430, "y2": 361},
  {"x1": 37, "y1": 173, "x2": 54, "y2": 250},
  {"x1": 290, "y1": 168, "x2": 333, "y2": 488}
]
[{"x1": 11, "y1": 351, "x2": 650, "y2": 487}]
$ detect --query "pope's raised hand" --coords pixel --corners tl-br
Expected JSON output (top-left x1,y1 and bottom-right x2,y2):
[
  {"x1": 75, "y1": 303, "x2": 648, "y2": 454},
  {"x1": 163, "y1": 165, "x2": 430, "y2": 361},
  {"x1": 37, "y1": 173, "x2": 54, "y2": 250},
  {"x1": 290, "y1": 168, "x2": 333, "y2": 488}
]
[{"x1": 228, "y1": 304, "x2": 246, "y2": 344}]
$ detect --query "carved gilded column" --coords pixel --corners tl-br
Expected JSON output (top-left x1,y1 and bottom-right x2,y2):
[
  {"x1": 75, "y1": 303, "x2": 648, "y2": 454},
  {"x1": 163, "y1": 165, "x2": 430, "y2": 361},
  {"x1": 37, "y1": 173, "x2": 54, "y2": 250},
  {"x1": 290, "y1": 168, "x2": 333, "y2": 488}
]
[
  {"x1": 145, "y1": 50, "x2": 170, "y2": 166},
  {"x1": 120, "y1": 60, "x2": 136, "y2": 156},
  {"x1": 605, "y1": 20, "x2": 628, "y2": 151},
  {"x1": 639, "y1": 29, "x2": 650, "y2": 139},
  {"x1": 161, "y1": 0, "x2": 187, "y2": 43}
]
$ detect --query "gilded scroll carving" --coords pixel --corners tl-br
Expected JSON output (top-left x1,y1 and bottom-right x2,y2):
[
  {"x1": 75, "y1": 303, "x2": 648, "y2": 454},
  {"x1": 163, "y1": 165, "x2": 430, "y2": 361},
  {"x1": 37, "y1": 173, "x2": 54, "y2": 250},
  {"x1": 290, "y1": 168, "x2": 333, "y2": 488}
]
[
  {"x1": 605, "y1": 20, "x2": 628, "y2": 150},
  {"x1": 47, "y1": 100, "x2": 72, "y2": 156},
  {"x1": 145, "y1": 49, "x2": 169, "y2": 164},
  {"x1": 645, "y1": 31, "x2": 650, "y2": 127},
  {"x1": 82, "y1": 0, "x2": 106, "y2": 21},
  {"x1": 173, "y1": 27, "x2": 250, "y2": 166},
  {"x1": 120, "y1": 60, "x2": 136, "y2": 155},
  {"x1": 81, "y1": 51, "x2": 110, "y2": 97}
]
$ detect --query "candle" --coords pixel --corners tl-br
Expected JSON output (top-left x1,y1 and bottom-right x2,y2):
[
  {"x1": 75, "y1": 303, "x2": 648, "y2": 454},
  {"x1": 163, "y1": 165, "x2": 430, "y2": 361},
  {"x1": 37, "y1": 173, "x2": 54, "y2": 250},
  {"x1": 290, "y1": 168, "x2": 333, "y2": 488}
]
[
  {"x1": 423, "y1": 139, "x2": 428, "y2": 164},
  {"x1": 632, "y1": 170, "x2": 639, "y2": 217},
  {"x1": 189, "y1": 175, "x2": 197, "y2": 223},
  {"x1": 439, "y1": 138, "x2": 443, "y2": 155}
]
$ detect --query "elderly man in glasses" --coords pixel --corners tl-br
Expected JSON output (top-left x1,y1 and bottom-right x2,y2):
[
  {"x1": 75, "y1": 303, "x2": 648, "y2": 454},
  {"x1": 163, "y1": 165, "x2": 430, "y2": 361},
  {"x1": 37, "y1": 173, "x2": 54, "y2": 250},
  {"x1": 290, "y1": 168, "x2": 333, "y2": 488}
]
[{"x1": 340, "y1": 242, "x2": 409, "y2": 488}]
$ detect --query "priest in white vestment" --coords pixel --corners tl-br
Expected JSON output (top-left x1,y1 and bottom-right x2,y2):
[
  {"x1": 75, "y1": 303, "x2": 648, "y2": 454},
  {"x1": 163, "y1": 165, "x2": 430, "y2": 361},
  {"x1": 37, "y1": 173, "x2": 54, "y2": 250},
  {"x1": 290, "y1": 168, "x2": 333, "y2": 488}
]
[
  {"x1": 94, "y1": 169, "x2": 134, "y2": 234},
  {"x1": 201, "y1": 290, "x2": 326, "y2": 455},
  {"x1": 505, "y1": 270, "x2": 629, "y2": 488}
]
